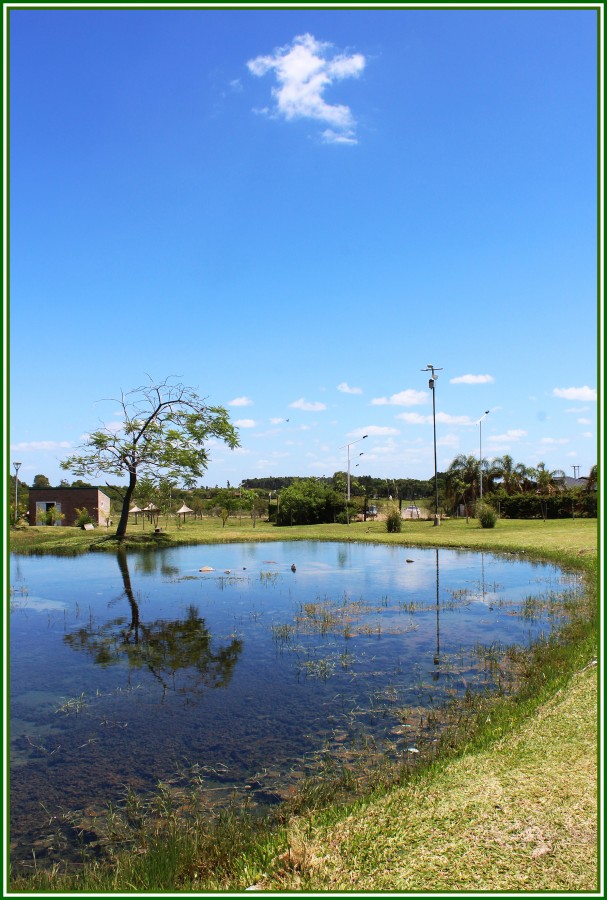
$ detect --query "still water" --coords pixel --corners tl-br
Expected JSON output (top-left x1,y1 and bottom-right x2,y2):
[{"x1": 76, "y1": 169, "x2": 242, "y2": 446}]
[{"x1": 9, "y1": 541, "x2": 579, "y2": 870}]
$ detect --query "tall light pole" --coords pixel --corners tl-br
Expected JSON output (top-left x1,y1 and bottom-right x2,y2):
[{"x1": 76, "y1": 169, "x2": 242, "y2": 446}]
[
  {"x1": 13, "y1": 461, "x2": 22, "y2": 525},
  {"x1": 422, "y1": 365, "x2": 442, "y2": 526},
  {"x1": 477, "y1": 410, "x2": 490, "y2": 499},
  {"x1": 341, "y1": 434, "x2": 368, "y2": 525}
]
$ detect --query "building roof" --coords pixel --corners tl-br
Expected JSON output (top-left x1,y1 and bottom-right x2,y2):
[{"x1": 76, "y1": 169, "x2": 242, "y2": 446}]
[{"x1": 29, "y1": 486, "x2": 111, "y2": 498}]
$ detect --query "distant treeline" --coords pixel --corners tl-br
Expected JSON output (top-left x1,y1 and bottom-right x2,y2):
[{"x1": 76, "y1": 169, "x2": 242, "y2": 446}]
[{"x1": 241, "y1": 475, "x2": 439, "y2": 499}]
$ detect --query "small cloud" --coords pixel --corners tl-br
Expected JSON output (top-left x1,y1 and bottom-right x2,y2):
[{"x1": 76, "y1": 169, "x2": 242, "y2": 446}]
[
  {"x1": 247, "y1": 33, "x2": 366, "y2": 144},
  {"x1": 234, "y1": 419, "x2": 256, "y2": 428},
  {"x1": 290, "y1": 398, "x2": 327, "y2": 412},
  {"x1": 338, "y1": 382, "x2": 363, "y2": 395},
  {"x1": 10, "y1": 440, "x2": 72, "y2": 451},
  {"x1": 436, "y1": 413, "x2": 475, "y2": 425},
  {"x1": 396, "y1": 412, "x2": 474, "y2": 425},
  {"x1": 553, "y1": 386, "x2": 597, "y2": 402},
  {"x1": 450, "y1": 374, "x2": 495, "y2": 385},
  {"x1": 541, "y1": 437, "x2": 569, "y2": 445},
  {"x1": 486, "y1": 429, "x2": 527, "y2": 443},
  {"x1": 577, "y1": 418, "x2": 592, "y2": 425},
  {"x1": 270, "y1": 417, "x2": 285, "y2": 425},
  {"x1": 372, "y1": 389, "x2": 428, "y2": 407},
  {"x1": 349, "y1": 425, "x2": 400, "y2": 438},
  {"x1": 322, "y1": 128, "x2": 358, "y2": 145},
  {"x1": 229, "y1": 396, "x2": 253, "y2": 407},
  {"x1": 438, "y1": 433, "x2": 459, "y2": 448},
  {"x1": 396, "y1": 412, "x2": 428, "y2": 424}
]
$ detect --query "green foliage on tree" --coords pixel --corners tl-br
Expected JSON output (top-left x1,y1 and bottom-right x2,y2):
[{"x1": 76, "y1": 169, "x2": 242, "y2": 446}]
[
  {"x1": 60, "y1": 378, "x2": 239, "y2": 538},
  {"x1": 277, "y1": 479, "x2": 343, "y2": 526},
  {"x1": 32, "y1": 474, "x2": 51, "y2": 489}
]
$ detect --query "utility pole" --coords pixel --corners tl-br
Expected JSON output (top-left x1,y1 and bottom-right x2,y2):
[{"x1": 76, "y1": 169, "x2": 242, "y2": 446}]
[
  {"x1": 13, "y1": 461, "x2": 22, "y2": 525},
  {"x1": 478, "y1": 410, "x2": 490, "y2": 499},
  {"x1": 340, "y1": 434, "x2": 367, "y2": 525},
  {"x1": 422, "y1": 365, "x2": 443, "y2": 526}
]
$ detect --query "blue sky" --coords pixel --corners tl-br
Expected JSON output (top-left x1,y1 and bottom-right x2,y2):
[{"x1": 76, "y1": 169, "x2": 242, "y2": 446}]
[{"x1": 8, "y1": 5, "x2": 600, "y2": 488}]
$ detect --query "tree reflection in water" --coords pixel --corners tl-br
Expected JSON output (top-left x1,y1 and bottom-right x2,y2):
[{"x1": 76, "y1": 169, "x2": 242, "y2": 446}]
[{"x1": 64, "y1": 550, "x2": 243, "y2": 700}]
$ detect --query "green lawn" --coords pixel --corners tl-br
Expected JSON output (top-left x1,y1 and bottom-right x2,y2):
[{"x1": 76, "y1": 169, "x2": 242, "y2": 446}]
[{"x1": 10, "y1": 515, "x2": 598, "y2": 567}]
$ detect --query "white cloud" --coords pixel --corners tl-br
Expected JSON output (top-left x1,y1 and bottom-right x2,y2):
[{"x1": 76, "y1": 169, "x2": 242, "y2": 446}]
[
  {"x1": 321, "y1": 129, "x2": 357, "y2": 145},
  {"x1": 337, "y1": 381, "x2": 363, "y2": 395},
  {"x1": 372, "y1": 389, "x2": 428, "y2": 407},
  {"x1": 486, "y1": 429, "x2": 527, "y2": 443},
  {"x1": 553, "y1": 386, "x2": 597, "y2": 401},
  {"x1": 290, "y1": 398, "x2": 327, "y2": 412},
  {"x1": 396, "y1": 412, "x2": 474, "y2": 425},
  {"x1": 436, "y1": 413, "x2": 475, "y2": 425},
  {"x1": 270, "y1": 417, "x2": 286, "y2": 425},
  {"x1": 10, "y1": 440, "x2": 72, "y2": 451},
  {"x1": 247, "y1": 33, "x2": 365, "y2": 143},
  {"x1": 396, "y1": 412, "x2": 428, "y2": 424},
  {"x1": 577, "y1": 418, "x2": 592, "y2": 425},
  {"x1": 450, "y1": 374, "x2": 495, "y2": 384},
  {"x1": 234, "y1": 419, "x2": 256, "y2": 428},
  {"x1": 229, "y1": 396, "x2": 253, "y2": 407},
  {"x1": 438, "y1": 433, "x2": 459, "y2": 448},
  {"x1": 541, "y1": 437, "x2": 569, "y2": 445}
]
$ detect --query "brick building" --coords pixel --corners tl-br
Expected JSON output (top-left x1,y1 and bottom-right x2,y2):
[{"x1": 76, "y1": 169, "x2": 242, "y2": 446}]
[{"x1": 29, "y1": 487, "x2": 111, "y2": 527}]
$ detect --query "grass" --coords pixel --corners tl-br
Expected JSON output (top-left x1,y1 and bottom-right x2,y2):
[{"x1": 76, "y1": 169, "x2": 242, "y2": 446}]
[
  {"x1": 270, "y1": 664, "x2": 598, "y2": 892},
  {"x1": 9, "y1": 514, "x2": 598, "y2": 564},
  {"x1": 8, "y1": 517, "x2": 600, "y2": 893}
]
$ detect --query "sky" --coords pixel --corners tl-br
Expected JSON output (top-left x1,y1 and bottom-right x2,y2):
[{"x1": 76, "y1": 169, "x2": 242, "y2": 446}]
[{"x1": 7, "y1": 4, "x2": 601, "y2": 490}]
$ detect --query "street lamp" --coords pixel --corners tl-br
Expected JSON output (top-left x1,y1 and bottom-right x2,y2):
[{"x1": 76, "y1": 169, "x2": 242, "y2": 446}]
[
  {"x1": 340, "y1": 434, "x2": 368, "y2": 525},
  {"x1": 13, "y1": 461, "x2": 22, "y2": 525},
  {"x1": 422, "y1": 365, "x2": 442, "y2": 526},
  {"x1": 477, "y1": 410, "x2": 490, "y2": 499}
]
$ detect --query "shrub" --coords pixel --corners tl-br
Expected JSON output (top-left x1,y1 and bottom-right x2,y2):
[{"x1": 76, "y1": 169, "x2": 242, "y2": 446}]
[
  {"x1": 74, "y1": 506, "x2": 93, "y2": 528},
  {"x1": 385, "y1": 507, "x2": 402, "y2": 533},
  {"x1": 476, "y1": 502, "x2": 497, "y2": 529}
]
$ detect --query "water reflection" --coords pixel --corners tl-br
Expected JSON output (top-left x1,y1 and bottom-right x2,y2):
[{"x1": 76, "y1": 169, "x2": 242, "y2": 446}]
[
  {"x1": 433, "y1": 547, "x2": 440, "y2": 675},
  {"x1": 63, "y1": 551, "x2": 243, "y2": 700},
  {"x1": 10, "y1": 541, "x2": 576, "y2": 876}
]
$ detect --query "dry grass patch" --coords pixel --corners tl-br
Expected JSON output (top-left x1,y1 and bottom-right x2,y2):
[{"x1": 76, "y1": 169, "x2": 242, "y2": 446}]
[{"x1": 268, "y1": 664, "x2": 598, "y2": 892}]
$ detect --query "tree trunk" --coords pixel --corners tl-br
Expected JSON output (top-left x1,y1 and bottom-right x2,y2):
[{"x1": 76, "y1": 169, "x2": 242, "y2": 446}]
[{"x1": 116, "y1": 471, "x2": 137, "y2": 538}]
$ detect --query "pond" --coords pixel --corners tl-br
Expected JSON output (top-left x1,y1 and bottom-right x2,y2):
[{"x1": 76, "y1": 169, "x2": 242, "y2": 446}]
[{"x1": 9, "y1": 541, "x2": 581, "y2": 872}]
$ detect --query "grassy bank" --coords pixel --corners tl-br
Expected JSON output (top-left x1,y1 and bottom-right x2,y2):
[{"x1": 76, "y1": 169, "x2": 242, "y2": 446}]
[
  {"x1": 9, "y1": 515, "x2": 598, "y2": 565},
  {"x1": 8, "y1": 518, "x2": 599, "y2": 893}
]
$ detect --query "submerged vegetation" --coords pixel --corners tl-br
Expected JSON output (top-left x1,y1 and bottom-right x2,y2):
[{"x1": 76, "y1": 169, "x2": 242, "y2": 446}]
[{"x1": 9, "y1": 518, "x2": 598, "y2": 893}]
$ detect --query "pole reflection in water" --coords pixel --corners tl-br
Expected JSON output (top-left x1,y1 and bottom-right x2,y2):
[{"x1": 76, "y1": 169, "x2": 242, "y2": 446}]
[
  {"x1": 63, "y1": 550, "x2": 244, "y2": 700},
  {"x1": 433, "y1": 547, "x2": 440, "y2": 678}
]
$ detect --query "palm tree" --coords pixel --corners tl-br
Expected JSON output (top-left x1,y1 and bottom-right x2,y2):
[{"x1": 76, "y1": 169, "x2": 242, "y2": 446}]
[
  {"x1": 490, "y1": 454, "x2": 518, "y2": 494},
  {"x1": 446, "y1": 454, "x2": 480, "y2": 518},
  {"x1": 534, "y1": 462, "x2": 566, "y2": 495},
  {"x1": 584, "y1": 464, "x2": 598, "y2": 492},
  {"x1": 533, "y1": 462, "x2": 566, "y2": 521}
]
